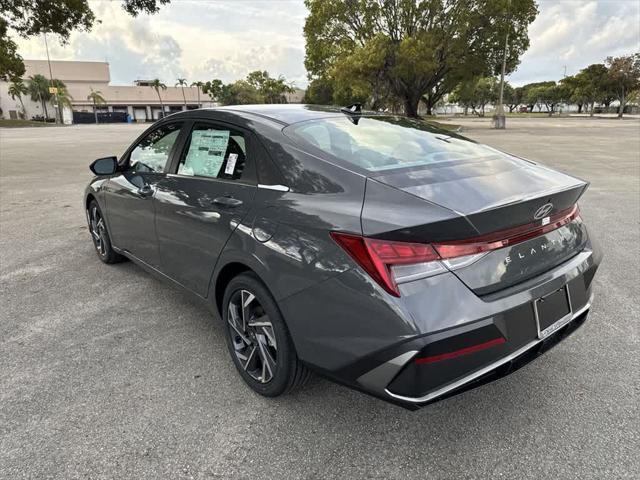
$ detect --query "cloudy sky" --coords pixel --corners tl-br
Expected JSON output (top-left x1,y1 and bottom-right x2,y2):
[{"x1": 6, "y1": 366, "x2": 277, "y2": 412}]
[{"x1": 12, "y1": 0, "x2": 640, "y2": 88}]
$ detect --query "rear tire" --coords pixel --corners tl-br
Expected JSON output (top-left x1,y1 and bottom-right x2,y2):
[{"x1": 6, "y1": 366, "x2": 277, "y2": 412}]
[
  {"x1": 87, "y1": 200, "x2": 125, "y2": 264},
  {"x1": 222, "y1": 272, "x2": 311, "y2": 397}
]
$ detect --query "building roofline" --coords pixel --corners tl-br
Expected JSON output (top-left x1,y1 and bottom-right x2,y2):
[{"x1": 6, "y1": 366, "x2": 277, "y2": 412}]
[{"x1": 24, "y1": 59, "x2": 110, "y2": 65}]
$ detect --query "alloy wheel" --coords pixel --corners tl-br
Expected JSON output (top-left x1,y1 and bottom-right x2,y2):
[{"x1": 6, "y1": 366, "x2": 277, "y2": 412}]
[
  {"x1": 227, "y1": 289, "x2": 278, "y2": 383},
  {"x1": 89, "y1": 205, "x2": 107, "y2": 256}
]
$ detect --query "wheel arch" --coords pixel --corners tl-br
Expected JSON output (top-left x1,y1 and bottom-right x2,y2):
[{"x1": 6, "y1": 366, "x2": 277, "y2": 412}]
[
  {"x1": 85, "y1": 192, "x2": 96, "y2": 210},
  {"x1": 213, "y1": 261, "x2": 253, "y2": 315},
  {"x1": 213, "y1": 257, "x2": 284, "y2": 312}
]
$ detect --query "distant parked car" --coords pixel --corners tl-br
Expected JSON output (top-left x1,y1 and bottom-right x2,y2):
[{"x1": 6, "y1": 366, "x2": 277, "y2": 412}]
[
  {"x1": 84, "y1": 104, "x2": 601, "y2": 408},
  {"x1": 519, "y1": 106, "x2": 529, "y2": 113}
]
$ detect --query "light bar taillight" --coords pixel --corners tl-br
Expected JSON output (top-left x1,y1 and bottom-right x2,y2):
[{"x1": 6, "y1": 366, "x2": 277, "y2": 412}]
[
  {"x1": 433, "y1": 204, "x2": 580, "y2": 259},
  {"x1": 331, "y1": 204, "x2": 580, "y2": 297}
]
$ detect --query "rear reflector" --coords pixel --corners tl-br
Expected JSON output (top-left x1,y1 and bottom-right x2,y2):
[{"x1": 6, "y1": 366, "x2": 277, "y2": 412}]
[
  {"x1": 331, "y1": 204, "x2": 579, "y2": 297},
  {"x1": 414, "y1": 337, "x2": 506, "y2": 365}
]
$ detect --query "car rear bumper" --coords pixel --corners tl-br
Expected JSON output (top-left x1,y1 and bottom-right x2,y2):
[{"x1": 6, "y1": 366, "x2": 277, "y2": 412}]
[
  {"x1": 382, "y1": 297, "x2": 591, "y2": 406},
  {"x1": 280, "y1": 241, "x2": 600, "y2": 408}
]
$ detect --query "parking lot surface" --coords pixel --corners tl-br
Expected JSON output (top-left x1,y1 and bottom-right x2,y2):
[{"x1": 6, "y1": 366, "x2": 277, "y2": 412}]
[{"x1": 1, "y1": 117, "x2": 639, "y2": 479}]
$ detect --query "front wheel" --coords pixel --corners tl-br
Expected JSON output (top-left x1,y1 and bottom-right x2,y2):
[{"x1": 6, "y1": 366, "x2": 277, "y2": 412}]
[
  {"x1": 87, "y1": 200, "x2": 125, "y2": 264},
  {"x1": 222, "y1": 273, "x2": 311, "y2": 397}
]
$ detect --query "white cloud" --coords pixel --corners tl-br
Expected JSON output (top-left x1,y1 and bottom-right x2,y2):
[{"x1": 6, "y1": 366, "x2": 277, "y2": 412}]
[
  {"x1": 13, "y1": 0, "x2": 308, "y2": 86},
  {"x1": 509, "y1": 0, "x2": 640, "y2": 85}
]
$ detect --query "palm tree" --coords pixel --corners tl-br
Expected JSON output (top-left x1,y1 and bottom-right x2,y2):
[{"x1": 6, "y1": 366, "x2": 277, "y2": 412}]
[
  {"x1": 150, "y1": 79, "x2": 167, "y2": 118},
  {"x1": 27, "y1": 74, "x2": 52, "y2": 121},
  {"x1": 175, "y1": 78, "x2": 188, "y2": 107},
  {"x1": 191, "y1": 81, "x2": 204, "y2": 108},
  {"x1": 8, "y1": 78, "x2": 28, "y2": 118},
  {"x1": 87, "y1": 87, "x2": 106, "y2": 124},
  {"x1": 51, "y1": 79, "x2": 74, "y2": 122}
]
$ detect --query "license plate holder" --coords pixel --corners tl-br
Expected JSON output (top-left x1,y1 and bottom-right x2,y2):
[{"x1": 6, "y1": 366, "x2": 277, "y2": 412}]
[{"x1": 534, "y1": 286, "x2": 573, "y2": 339}]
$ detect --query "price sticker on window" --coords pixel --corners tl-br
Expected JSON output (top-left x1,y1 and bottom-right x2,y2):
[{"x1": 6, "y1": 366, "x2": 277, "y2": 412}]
[{"x1": 225, "y1": 153, "x2": 238, "y2": 175}]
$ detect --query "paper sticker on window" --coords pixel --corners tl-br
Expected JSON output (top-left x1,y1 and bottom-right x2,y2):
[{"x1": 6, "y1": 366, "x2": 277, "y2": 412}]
[
  {"x1": 181, "y1": 129, "x2": 230, "y2": 177},
  {"x1": 225, "y1": 153, "x2": 238, "y2": 175}
]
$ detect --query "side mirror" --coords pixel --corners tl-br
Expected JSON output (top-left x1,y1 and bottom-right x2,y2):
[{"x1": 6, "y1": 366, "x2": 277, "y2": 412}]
[{"x1": 90, "y1": 156, "x2": 118, "y2": 176}]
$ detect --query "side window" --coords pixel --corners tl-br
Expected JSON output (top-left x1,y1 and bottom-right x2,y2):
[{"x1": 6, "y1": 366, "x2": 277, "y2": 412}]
[
  {"x1": 177, "y1": 123, "x2": 248, "y2": 180},
  {"x1": 129, "y1": 123, "x2": 182, "y2": 173}
]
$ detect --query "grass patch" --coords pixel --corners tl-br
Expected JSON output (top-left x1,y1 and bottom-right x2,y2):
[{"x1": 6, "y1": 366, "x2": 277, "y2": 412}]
[{"x1": 0, "y1": 119, "x2": 57, "y2": 128}]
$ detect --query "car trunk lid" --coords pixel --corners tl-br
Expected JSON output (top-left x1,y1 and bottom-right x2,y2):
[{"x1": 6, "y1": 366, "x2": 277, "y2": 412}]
[
  {"x1": 370, "y1": 154, "x2": 588, "y2": 237},
  {"x1": 363, "y1": 155, "x2": 589, "y2": 295}
]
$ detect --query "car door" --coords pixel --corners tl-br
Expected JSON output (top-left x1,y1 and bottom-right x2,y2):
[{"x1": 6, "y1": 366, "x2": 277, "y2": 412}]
[
  {"x1": 103, "y1": 122, "x2": 184, "y2": 268},
  {"x1": 154, "y1": 120, "x2": 258, "y2": 296}
]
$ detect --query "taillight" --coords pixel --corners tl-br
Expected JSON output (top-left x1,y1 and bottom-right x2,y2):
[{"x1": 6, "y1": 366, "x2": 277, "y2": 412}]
[
  {"x1": 330, "y1": 232, "x2": 441, "y2": 297},
  {"x1": 331, "y1": 204, "x2": 580, "y2": 297},
  {"x1": 432, "y1": 204, "x2": 580, "y2": 259}
]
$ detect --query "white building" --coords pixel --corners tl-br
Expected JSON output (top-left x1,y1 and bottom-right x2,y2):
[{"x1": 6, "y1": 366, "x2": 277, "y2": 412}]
[{"x1": 0, "y1": 60, "x2": 214, "y2": 123}]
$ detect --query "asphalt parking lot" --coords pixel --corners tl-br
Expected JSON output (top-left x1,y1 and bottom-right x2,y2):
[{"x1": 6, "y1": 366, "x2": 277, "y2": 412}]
[{"x1": 1, "y1": 116, "x2": 639, "y2": 479}]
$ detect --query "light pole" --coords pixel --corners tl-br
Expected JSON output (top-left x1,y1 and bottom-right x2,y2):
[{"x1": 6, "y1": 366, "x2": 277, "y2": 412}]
[
  {"x1": 493, "y1": 0, "x2": 510, "y2": 129},
  {"x1": 44, "y1": 33, "x2": 60, "y2": 124}
]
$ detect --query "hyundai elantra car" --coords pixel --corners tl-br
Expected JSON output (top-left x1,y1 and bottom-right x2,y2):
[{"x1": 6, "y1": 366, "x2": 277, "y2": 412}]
[{"x1": 84, "y1": 104, "x2": 601, "y2": 408}]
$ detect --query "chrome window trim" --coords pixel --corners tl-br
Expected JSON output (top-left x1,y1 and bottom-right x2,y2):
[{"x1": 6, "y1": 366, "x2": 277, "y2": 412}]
[
  {"x1": 385, "y1": 295, "x2": 593, "y2": 404},
  {"x1": 258, "y1": 184, "x2": 290, "y2": 192}
]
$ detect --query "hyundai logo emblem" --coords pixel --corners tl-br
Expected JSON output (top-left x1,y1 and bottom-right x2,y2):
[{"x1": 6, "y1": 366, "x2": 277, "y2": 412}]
[{"x1": 534, "y1": 203, "x2": 554, "y2": 220}]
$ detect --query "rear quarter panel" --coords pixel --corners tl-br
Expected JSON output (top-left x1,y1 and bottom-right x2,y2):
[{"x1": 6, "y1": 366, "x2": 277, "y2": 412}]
[{"x1": 210, "y1": 130, "x2": 367, "y2": 302}]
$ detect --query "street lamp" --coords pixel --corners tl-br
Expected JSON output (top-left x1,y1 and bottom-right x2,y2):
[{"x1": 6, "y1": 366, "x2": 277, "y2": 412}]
[
  {"x1": 493, "y1": 1, "x2": 510, "y2": 130},
  {"x1": 44, "y1": 33, "x2": 60, "y2": 124}
]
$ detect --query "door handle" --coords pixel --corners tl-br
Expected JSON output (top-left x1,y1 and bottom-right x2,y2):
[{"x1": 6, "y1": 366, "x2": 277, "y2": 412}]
[
  {"x1": 213, "y1": 196, "x2": 243, "y2": 208},
  {"x1": 137, "y1": 184, "x2": 153, "y2": 197}
]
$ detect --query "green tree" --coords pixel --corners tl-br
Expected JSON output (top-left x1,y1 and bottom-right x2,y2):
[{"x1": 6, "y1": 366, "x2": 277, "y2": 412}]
[
  {"x1": 538, "y1": 83, "x2": 564, "y2": 115},
  {"x1": 87, "y1": 87, "x2": 106, "y2": 124},
  {"x1": 27, "y1": 74, "x2": 52, "y2": 120},
  {"x1": 304, "y1": 0, "x2": 538, "y2": 117},
  {"x1": 191, "y1": 81, "x2": 204, "y2": 108},
  {"x1": 449, "y1": 81, "x2": 478, "y2": 115},
  {"x1": 203, "y1": 79, "x2": 224, "y2": 102},
  {"x1": 627, "y1": 88, "x2": 640, "y2": 108},
  {"x1": 0, "y1": 19, "x2": 25, "y2": 81},
  {"x1": 521, "y1": 81, "x2": 555, "y2": 112},
  {"x1": 503, "y1": 84, "x2": 524, "y2": 112},
  {"x1": 217, "y1": 80, "x2": 263, "y2": 105},
  {"x1": 524, "y1": 83, "x2": 563, "y2": 116},
  {"x1": 450, "y1": 77, "x2": 498, "y2": 116},
  {"x1": 50, "y1": 78, "x2": 73, "y2": 121},
  {"x1": 0, "y1": 1, "x2": 170, "y2": 78},
  {"x1": 474, "y1": 77, "x2": 498, "y2": 116},
  {"x1": 8, "y1": 78, "x2": 28, "y2": 117},
  {"x1": 560, "y1": 74, "x2": 587, "y2": 114},
  {"x1": 562, "y1": 64, "x2": 610, "y2": 115},
  {"x1": 175, "y1": 78, "x2": 188, "y2": 106},
  {"x1": 303, "y1": 76, "x2": 335, "y2": 104},
  {"x1": 150, "y1": 79, "x2": 167, "y2": 117},
  {"x1": 246, "y1": 70, "x2": 295, "y2": 103},
  {"x1": 606, "y1": 53, "x2": 640, "y2": 118}
]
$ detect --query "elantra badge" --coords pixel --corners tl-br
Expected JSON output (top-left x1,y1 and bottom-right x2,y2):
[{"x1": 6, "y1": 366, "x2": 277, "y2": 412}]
[{"x1": 534, "y1": 203, "x2": 553, "y2": 220}]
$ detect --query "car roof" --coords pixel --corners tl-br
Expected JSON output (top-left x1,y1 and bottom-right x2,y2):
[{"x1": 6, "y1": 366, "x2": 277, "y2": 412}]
[{"x1": 204, "y1": 104, "x2": 383, "y2": 125}]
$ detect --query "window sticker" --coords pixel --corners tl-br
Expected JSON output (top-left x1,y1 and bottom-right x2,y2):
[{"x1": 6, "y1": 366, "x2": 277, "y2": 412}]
[
  {"x1": 225, "y1": 153, "x2": 238, "y2": 175},
  {"x1": 180, "y1": 129, "x2": 230, "y2": 177}
]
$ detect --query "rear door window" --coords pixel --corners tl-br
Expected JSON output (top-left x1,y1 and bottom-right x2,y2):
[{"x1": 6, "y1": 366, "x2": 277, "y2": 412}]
[{"x1": 176, "y1": 123, "x2": 249, "y2": 181}]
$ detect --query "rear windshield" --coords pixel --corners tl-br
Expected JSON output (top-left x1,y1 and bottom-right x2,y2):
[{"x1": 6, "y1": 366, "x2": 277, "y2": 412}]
[{"x1": 284, "y1": 116, "x2": 506, "y2": 173}]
